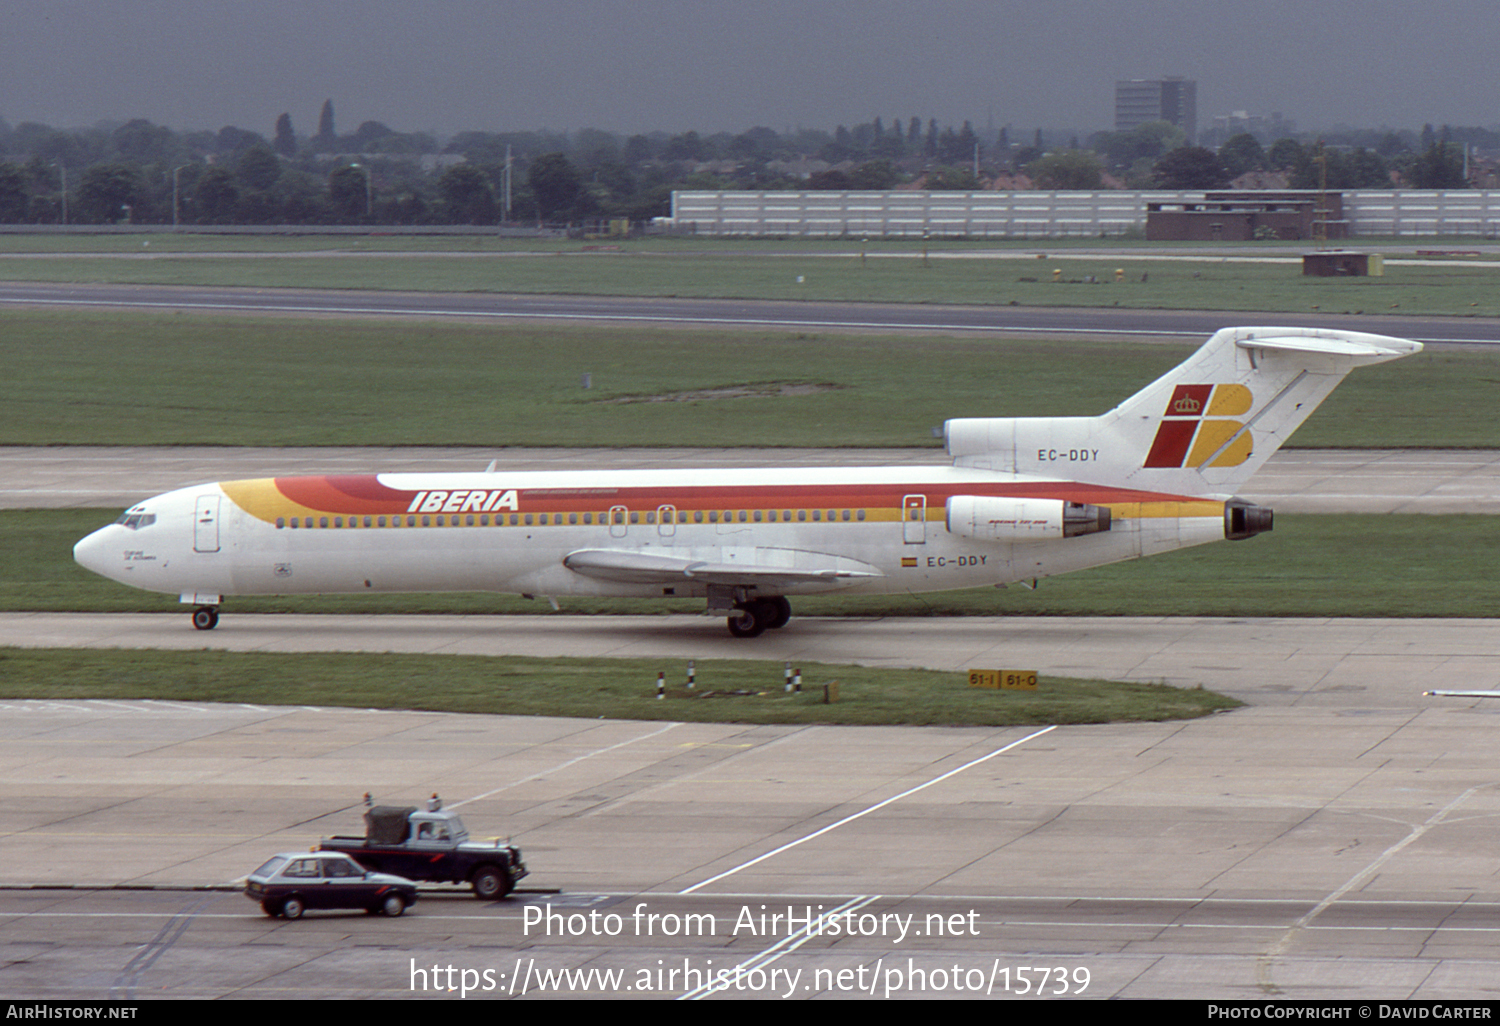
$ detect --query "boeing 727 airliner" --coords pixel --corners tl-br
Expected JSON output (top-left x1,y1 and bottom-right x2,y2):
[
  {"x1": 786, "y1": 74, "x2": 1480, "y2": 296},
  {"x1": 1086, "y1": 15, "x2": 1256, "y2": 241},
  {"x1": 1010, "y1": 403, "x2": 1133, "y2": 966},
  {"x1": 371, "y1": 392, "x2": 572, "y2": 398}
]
[{"x1": 74, "y1": 326, "x2": 1421, "y2": 636}]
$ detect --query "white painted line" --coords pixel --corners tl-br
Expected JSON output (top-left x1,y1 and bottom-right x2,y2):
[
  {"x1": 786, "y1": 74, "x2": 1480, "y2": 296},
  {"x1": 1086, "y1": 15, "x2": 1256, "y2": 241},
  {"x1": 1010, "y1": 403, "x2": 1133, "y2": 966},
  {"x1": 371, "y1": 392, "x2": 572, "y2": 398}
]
[
  {"x1": 679, "y1": 725, "x2": 1058, "y2": 894},
  {"x1": 451, "y1": 721, "x2": 680, "y2": 808},
  {"x1": 678, "y1": 894, "x2": 879, "y2": 1000},
  {"x1": 1256, "y1": 783, "x2": 1487, "y2": 992}
]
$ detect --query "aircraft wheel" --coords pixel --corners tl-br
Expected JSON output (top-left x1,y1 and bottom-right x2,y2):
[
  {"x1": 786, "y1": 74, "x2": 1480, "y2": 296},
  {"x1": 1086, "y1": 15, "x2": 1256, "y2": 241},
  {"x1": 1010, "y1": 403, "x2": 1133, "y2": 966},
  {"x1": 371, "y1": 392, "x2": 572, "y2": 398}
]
[
  {"x1": 765, "y1": 596, "x2": 791, "y2": 630},
  {"x1": 191, "y1": 606, "x2": 219, "y2": 631},
  {"x1": 727, "y1": 602, "x2": 768, "y2": 638}
]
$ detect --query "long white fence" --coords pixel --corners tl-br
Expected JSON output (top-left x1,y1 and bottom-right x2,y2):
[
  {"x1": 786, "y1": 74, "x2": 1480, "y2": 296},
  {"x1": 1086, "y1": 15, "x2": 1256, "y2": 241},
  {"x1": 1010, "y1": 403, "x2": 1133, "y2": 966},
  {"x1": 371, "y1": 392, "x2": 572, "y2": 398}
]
[
  {"x1": 1344, "y1": 191, "x2": 1500, "y2": 236},
  {"x1": 670, "y1": 190, "x2": 1500, "y2": 238}
]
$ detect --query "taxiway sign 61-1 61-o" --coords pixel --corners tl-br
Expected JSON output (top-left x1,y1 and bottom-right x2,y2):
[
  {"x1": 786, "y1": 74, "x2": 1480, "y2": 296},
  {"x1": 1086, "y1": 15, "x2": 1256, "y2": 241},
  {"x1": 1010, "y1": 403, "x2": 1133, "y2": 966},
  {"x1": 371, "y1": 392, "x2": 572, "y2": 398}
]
[{"x1": 74, "y1": 326, "x2": 1421, "y2": 636}]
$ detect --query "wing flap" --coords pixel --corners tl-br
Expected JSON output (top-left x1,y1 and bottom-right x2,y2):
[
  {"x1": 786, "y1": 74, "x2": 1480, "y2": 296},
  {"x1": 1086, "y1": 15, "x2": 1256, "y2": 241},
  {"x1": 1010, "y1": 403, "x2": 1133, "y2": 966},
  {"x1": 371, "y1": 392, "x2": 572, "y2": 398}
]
[{"x1": 563, "y1": 547, "x2": 884, "y2": 588}]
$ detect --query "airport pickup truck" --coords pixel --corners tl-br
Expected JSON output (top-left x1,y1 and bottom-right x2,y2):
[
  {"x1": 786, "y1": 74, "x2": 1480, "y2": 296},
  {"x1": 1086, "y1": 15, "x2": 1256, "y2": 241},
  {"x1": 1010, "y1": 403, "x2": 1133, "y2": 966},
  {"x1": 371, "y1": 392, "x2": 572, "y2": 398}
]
[{"x1": 318, "y1": 799, "x2": 528, "y2": 899}]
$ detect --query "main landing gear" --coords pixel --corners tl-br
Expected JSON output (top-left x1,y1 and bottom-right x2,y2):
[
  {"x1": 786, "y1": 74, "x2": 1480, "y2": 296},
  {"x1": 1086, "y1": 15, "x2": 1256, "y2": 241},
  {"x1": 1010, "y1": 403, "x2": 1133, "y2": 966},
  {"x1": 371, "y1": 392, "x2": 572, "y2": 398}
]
[
  {"x1": 191, "y1": 605, "x2": 219, "y2": 631},
  {"x1": 727, "y1": 596, "x2": 791, "y2": 638}
]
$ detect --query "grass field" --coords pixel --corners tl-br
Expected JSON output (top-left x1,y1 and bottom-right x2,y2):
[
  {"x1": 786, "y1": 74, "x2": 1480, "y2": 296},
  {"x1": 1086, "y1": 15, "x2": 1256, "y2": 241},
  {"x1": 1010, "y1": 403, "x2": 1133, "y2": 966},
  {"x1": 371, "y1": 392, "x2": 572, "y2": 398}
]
[
  {"x1": 0, "y1": 647, "x2": 1239, "y2": 726},
  {"x1": 1, "y1": 309, "x2": 1489, "y2": 447},
  {"x1": 1, "y1": 234, "x2": 1499, "y2": 315}
]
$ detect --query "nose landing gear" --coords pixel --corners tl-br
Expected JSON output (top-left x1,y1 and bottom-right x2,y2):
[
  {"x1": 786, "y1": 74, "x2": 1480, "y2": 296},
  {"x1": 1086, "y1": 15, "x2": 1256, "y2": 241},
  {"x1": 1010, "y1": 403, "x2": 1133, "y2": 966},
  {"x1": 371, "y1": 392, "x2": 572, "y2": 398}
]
[{"x1": 191, "y1": 606, "x2": 219, "y2": 631}]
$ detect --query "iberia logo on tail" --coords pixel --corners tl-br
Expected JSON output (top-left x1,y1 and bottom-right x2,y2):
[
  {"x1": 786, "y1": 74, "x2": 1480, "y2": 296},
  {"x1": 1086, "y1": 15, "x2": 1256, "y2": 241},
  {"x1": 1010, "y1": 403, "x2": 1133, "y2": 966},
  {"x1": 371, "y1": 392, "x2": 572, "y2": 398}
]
[{"x1": 1144, "y1": 384, "x2": 1254, "y2": 469}]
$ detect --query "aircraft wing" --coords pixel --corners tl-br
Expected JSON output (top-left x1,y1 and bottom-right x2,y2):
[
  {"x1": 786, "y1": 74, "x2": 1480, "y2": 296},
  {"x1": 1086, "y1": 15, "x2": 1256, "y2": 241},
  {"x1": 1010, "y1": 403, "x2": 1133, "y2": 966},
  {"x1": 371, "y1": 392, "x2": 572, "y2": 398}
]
[{"x1": 562, "y1": 547, "x2": 885, "y2": 589}]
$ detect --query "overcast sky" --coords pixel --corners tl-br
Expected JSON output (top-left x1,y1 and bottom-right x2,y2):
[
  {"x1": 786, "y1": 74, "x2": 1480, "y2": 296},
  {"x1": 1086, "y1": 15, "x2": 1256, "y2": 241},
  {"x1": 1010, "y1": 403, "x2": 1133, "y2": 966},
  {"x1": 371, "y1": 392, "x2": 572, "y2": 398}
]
[{"x1": 1, "y1": 1, "x2": 1495, "y2": 141}]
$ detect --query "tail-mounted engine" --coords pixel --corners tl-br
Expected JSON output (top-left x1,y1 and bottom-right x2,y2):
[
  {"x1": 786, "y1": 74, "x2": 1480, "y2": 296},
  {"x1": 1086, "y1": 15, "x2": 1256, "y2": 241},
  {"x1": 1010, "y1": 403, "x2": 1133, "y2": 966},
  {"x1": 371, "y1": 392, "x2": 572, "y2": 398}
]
[
  {"x1": 946, "y1": 496, "x2": 1112, "y2": 542},
  {"x1": 1224, "y1": 498, "x2": 1273, "y2": 541}
]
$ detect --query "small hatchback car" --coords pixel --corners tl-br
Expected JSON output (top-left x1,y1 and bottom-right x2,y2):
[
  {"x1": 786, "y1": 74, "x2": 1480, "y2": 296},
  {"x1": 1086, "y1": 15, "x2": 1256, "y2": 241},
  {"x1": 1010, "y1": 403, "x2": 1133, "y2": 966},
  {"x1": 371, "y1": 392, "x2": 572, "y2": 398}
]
[{"x1": 245, "y1": 851, "x2": 419, "y2": 919}]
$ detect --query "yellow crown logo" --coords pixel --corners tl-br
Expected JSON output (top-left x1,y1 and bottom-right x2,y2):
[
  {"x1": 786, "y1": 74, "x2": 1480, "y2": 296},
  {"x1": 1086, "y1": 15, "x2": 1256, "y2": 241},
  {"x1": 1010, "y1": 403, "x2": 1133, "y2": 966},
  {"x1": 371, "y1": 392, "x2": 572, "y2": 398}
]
[{"x1": 1172, "y1": 395, "x2": 1202, "y2": 415}]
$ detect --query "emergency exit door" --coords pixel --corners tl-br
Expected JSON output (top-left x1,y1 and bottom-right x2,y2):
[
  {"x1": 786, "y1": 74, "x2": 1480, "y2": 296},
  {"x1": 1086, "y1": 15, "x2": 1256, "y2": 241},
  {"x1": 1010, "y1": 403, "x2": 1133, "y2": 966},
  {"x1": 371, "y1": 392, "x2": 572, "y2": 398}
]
[
  {"x1": 902, "y1": 494, "x2": 926, "y2": 544},
  {"x1": 194, "y1": 495, "x2": 221, "y2": 552}
]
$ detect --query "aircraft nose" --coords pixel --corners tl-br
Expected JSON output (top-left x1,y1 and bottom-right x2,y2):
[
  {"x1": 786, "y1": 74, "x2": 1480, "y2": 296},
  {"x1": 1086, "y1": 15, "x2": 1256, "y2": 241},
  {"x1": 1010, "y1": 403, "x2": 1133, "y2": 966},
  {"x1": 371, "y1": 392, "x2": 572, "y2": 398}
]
[{"x1": 74, "y1": 525, "x2": 119, "y2": 580}]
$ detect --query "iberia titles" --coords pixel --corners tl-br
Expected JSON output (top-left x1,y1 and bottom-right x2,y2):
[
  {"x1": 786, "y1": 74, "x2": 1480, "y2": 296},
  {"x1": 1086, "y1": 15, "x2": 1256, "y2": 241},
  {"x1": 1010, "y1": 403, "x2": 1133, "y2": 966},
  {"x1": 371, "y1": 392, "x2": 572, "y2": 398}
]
[{"x1": 406, "y1": 489, "x2": 519, "y2": 514}]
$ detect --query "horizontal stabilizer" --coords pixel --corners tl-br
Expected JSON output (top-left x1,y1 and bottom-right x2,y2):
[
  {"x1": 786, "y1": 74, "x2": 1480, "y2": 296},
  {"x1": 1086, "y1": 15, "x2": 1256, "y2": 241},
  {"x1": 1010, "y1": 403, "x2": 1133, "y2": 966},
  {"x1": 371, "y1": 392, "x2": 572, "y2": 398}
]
[
  {"x1": 1232, "y1": 330, "x2": 1422, "y2": 361},
  {"x1": 563, "y1": 547, "x2": 884, "y2": 589}
]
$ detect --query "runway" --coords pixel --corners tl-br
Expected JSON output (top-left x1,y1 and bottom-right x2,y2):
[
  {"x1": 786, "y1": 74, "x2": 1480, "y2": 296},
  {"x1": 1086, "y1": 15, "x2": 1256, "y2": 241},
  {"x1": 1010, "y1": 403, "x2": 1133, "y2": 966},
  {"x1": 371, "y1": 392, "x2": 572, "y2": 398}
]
[{"x1": 4, "y1": 279, "x2": 1500, "y2": 345}]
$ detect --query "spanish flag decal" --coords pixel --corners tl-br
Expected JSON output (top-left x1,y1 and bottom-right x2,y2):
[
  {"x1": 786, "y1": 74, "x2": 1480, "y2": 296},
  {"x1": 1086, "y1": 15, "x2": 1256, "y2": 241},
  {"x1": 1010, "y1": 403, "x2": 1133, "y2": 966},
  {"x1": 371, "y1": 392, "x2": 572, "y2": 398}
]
[
  {"x1": 901, "y1": 557, "x2": 919, "y2": 567},
  {"x1": 1143, "y1": 384, "x2": 1254, "y2": 469}
]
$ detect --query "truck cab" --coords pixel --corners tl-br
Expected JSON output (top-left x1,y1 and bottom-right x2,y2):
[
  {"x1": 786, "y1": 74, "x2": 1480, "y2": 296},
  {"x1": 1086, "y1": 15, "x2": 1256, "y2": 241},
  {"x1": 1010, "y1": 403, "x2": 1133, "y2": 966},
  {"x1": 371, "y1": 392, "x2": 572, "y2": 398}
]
[{"x1": 321, "y1": 797, "x2": 527, "y2": 899}]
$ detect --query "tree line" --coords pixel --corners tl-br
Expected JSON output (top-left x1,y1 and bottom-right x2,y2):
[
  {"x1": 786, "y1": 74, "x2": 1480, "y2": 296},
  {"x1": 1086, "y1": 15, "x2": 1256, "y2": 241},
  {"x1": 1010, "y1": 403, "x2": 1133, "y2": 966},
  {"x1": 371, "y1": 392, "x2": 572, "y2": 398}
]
[{"x1": 0, "y1": 103, "x2": 1484, "y2": 227}]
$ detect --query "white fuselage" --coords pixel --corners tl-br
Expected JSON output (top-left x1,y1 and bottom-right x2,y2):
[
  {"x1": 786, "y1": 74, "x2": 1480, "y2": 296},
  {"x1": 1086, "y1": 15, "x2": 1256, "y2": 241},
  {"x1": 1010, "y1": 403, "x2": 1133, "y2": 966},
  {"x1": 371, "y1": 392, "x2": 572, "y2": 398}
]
[{"x1": 72, "y1": 463, "x2": 1230, "y2": 606}]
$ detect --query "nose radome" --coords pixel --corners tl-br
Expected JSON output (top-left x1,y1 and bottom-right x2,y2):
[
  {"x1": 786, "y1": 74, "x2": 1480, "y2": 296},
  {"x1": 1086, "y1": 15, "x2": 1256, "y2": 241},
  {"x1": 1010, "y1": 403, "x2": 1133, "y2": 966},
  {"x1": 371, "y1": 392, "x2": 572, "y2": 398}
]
[{"x1": 73, "y1": 526, "x2": 117, "y2": 579}]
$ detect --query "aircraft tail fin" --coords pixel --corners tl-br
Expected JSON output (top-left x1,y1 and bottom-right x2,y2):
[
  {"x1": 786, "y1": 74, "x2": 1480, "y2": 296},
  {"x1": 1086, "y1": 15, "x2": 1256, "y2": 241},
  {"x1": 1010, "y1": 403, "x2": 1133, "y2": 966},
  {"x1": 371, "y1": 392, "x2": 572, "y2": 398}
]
[{"x1": 945, "y1": 326, "x2": 1422, "y2": 494}]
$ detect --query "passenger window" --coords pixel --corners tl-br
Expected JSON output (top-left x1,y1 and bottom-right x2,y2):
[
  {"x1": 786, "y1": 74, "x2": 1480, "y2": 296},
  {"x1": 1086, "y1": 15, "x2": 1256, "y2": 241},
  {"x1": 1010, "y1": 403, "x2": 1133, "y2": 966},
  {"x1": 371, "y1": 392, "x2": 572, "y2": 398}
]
[{"x1": 276, "y1": 517, "x2": 285, "y2": 529}]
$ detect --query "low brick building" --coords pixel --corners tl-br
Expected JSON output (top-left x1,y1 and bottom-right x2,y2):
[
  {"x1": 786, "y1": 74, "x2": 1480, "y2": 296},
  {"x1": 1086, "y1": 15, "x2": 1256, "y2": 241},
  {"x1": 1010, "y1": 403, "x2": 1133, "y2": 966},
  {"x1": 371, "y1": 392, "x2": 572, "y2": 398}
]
[{"x1": 1146, "y1": 191, "x2": 1345, "y2": 241}]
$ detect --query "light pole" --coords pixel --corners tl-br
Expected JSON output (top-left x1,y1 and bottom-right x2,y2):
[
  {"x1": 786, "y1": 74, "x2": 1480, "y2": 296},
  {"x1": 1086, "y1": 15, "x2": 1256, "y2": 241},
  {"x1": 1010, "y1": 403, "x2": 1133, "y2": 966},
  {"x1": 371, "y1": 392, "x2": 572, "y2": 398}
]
[
  {"x1": 350, "y1": 162, "x2": 372, "y2": 217},
  {"x1": 172, "y1": 165, "x2": 190, "y2": 230},
  {"x1": 54, "y1": 164, "x2": 67, "y2": 225}
]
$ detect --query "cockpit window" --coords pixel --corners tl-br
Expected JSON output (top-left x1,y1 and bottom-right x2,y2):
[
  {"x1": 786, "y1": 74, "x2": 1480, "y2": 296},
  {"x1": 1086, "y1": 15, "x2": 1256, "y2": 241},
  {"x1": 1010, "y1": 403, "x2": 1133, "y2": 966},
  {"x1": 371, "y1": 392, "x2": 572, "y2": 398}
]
[{"x1": 114, "y1": 512, "x2": 156, "y2": 530}]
